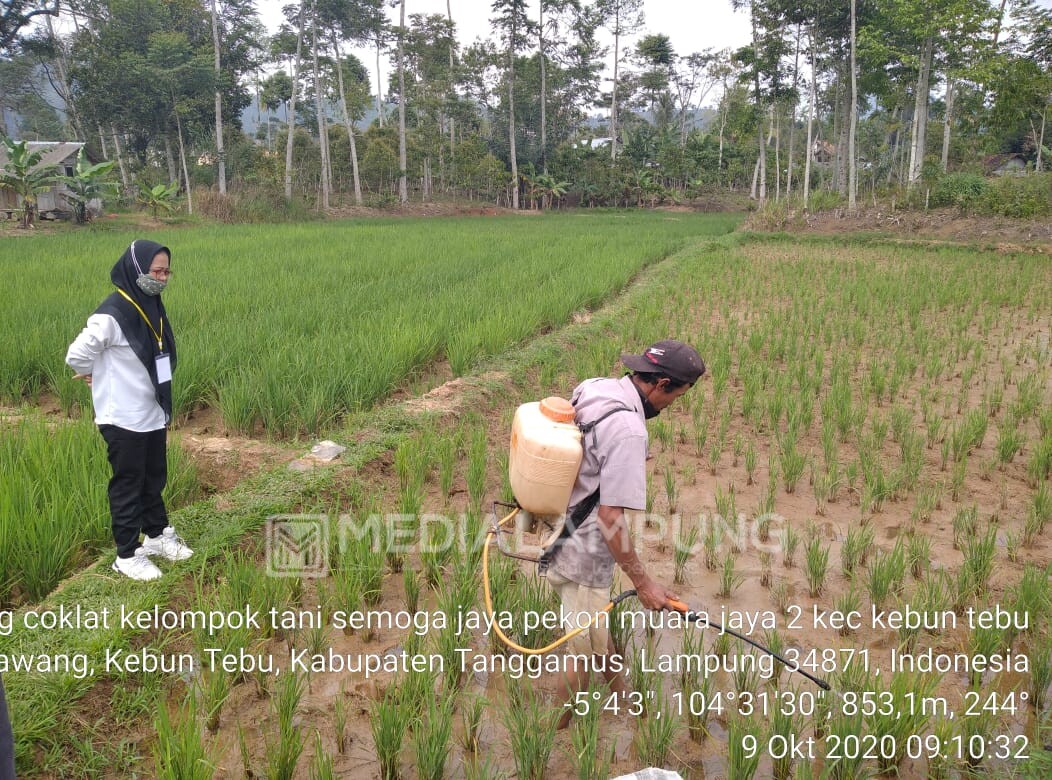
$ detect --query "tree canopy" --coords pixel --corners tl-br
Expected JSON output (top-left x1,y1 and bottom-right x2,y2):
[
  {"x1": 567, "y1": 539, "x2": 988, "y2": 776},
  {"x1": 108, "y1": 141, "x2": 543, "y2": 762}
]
[{"x1": 1, "y1": 0, "x2": 1048, "y2": 211}]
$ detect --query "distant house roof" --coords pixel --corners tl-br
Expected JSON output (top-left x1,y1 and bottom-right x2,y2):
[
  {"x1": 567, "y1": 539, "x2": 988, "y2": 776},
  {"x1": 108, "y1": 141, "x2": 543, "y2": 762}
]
[
  {"x1": 0, "y1": 141, "x2": 90, "y2": 171},
  {"x1": 579, "y1": 137, "x2": 612, "y2": 149},
  {"x1": 983, "y1": 153, "x2": 1027, "y2": 176},
  {"x1": 812, "y1": 139, "x2": 836, "y2": 162}
]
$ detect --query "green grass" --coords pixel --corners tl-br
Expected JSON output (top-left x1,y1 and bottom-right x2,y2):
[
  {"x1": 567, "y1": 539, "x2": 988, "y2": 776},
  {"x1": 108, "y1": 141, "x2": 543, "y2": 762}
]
[
  {"x1": 1, "y1": 213, "x2": 739, "y2": 435},
  {"x1": 502, "y1": 680, "x2": 558, "y2": 780},
  {"x1": 371, "y1": 684, "x2": 410, "y2": 780},
  {"x1": 2, "y1": 463, "x2": 335, "y2": 775},
  {"x1": 153, "y1": 695, "x2": 214, "y2": 780},
  {"x1": 0, "y1": 414, "x2": 199, "y2": 607}
]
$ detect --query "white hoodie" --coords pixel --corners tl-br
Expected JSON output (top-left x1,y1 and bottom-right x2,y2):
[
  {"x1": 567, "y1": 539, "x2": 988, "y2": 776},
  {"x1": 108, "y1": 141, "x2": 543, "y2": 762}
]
[{"x1": 66, "y1": 313, "x2": 166, "y2": 432}]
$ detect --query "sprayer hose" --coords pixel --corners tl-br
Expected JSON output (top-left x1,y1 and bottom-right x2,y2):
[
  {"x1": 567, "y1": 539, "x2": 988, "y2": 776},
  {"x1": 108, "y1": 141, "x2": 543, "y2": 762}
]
[
  {"x1": 483, "y1": 507, "x2": 632, "y2": 654},
  {"x1": 482, "y1": 506, "x2": 830, "y2": 690}
]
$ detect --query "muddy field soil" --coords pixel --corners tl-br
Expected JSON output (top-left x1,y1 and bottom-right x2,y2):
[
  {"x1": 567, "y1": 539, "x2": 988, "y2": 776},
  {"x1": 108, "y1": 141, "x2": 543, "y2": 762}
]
[
  {"x1": 789, "y1": 206, "x2": 1052, "y2": 251},
  {"x1": 196, "y1": 252, "x2": 1050, "y2": 779}
]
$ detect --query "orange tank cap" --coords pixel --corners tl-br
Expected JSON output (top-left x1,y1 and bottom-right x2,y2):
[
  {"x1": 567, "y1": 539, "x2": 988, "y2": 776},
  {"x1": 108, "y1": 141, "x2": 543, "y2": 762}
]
[{"x1": 539, "y1": 396, "x2": 575, "y2": 423}]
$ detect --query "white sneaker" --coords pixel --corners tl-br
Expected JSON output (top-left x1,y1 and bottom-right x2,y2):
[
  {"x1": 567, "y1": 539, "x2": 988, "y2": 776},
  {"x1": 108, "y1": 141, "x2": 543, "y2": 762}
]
[
  {"x1": 112, "y1": 548, "x2": 163, "y2": 581},
  {"x1": 142, "y1": 527, "x2": 194, "y2": 561}
]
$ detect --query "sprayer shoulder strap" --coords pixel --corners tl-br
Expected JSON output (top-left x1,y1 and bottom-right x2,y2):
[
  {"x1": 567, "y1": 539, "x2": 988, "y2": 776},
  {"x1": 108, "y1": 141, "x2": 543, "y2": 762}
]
[
  {"x1": 539, "y1": 404, "x2": 635, "y2": 573},
  {"x1": 567, "y1": 403, "x2": 634, "y2": 523},
  {"x1": 576, "y1": 404, "x2": 633, "y2": 436}
]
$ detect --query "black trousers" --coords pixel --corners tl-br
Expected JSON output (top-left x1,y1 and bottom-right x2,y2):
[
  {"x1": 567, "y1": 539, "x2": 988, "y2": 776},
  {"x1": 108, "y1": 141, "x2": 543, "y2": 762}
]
[
  {"x1": 0, "y1": 673, "x2": 15, "y2": 780},
  {"x1": 99, "y1": 425, "x2": 169, "y2": 558}
]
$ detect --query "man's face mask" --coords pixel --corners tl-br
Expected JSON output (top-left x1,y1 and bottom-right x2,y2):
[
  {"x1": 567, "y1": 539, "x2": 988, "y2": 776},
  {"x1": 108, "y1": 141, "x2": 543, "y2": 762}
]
[
  {"x1": 136, "y1": 274, "x2": 167, "y2": 296},
  {"x1": 642, "y1": 396, "x2": 660, "y2": 419}
]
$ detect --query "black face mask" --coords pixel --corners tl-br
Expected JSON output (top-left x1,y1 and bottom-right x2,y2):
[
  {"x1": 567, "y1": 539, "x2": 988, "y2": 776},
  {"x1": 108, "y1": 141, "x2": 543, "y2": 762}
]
[{"x1": 631, "y1": 379, "x2": 661, "y2": 419}]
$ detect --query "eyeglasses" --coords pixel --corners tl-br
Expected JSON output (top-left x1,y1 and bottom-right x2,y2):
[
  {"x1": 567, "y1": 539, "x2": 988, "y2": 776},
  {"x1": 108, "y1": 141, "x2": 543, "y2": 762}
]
[{"x1": 149, "y1": 268, "x2": 174, "y2": 277}]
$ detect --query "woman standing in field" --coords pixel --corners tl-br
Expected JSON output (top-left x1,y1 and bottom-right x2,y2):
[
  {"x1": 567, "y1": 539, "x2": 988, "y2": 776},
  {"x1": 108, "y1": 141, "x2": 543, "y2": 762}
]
[{"x1": 65, "y1": 239, "x2": 193, "y2": 581}]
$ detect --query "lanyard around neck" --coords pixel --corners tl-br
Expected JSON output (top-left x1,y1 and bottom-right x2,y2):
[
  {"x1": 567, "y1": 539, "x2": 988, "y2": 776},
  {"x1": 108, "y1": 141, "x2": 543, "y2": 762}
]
[{"x1": 116, "y1": 287, "x2": 164, "y2": 351}]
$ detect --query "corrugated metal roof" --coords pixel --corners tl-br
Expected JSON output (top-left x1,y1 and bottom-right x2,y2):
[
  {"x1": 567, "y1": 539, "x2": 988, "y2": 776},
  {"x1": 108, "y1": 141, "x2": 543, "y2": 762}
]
[
  {"x1": 0, "y1": 142, "x2": 88, "y2": 215},
  {"x1": 0, "y1": 141, "x2": 84, "y2": 170}
]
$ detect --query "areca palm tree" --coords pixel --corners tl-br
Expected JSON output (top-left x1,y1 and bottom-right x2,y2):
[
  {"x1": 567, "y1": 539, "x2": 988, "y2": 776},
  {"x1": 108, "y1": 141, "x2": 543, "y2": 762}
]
[{"x1": 0, "y1": 138, "x2": 59, "y2": 228}]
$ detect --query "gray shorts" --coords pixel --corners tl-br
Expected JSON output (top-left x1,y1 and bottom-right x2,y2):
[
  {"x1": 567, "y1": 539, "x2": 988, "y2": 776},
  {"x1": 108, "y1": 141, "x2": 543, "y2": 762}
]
[{"x1": 547, "y1": 569, "x2": 612, "y2": 656}]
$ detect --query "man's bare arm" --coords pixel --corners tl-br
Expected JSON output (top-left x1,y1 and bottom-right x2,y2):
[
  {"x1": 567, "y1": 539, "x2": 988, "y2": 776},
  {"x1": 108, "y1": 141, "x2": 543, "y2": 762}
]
[{"x1": 596, "y1": 504, "x2": 676, "y2": 610}]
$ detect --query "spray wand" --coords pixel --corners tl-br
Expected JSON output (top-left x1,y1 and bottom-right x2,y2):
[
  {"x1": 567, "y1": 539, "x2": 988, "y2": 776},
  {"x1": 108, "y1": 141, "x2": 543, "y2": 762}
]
[
  {"x1": 662, "y1": 595, "x2": 830, "y2": 690},
  {"x1": 484, "y1": 504, "x2": 830, "y2": 690}
]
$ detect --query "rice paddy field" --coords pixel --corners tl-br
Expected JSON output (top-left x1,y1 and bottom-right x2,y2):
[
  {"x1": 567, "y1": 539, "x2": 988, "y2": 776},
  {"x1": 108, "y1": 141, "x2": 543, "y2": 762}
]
[
  {"x1": 1, "y1": 212, "x2": 1051, "y2": 779},
  {"x1": 1, "y1": 213, "x2": 737, "y2": 435}
]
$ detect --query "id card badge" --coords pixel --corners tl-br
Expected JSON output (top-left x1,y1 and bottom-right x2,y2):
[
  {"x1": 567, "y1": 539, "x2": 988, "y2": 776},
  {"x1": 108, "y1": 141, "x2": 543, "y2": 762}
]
[{"x1": 155, "y1": 353, "x2": 172, "y2": 384}]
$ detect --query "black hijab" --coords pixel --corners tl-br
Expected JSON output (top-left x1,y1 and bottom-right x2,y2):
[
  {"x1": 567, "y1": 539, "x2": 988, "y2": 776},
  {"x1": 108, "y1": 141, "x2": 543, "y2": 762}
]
[{"x1": 94, "y1": 239, "x2": 177, "y2": 421}]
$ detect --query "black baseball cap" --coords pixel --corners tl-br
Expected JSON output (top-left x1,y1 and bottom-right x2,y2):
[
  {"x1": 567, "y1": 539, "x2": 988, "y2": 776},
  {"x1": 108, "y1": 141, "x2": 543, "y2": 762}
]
[{"x1": 622, "y1": 340, "x2": 706, "y2": 384}]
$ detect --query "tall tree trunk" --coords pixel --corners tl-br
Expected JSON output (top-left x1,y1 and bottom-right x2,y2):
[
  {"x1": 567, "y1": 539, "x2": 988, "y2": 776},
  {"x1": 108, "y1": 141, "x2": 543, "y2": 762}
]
[
  {"x1": 332, "y1": 32, "x2": 363, "y2": 205},
  {"x1": 44, "y1": 13, "x2": 81, "y2": 139},
  {"x1": 285, "y1": 1, "x2": 305, "y2": 201},
  {"x1": 375, "y1": 34, "x2": 385, "y2": 127},
  {"x1": 941, "y1": 76, "x2": 955, "y2": 172},
  {"x1": 508, "y1": 33, "x2": 519, "y2": 208},
  {"x1": 438, "y1": 126, "x2": 445, "y2": 191},
  {"x1": 164, "y1": 134, "x2": 177, "y2": 184},
  {"x1": 758, "y1": 108, "x2": 770, "y2": 204},
  {"x1": 752, "y1": 9, "x2": 765, "y2": 204},
  {"x1": 173, "y1": 105, "x2": 193, "y2": 215},
  {"x1": 774, "y1": 112, "x2": 781, "y2": 201},
  {"x1": 97, "y1": 123, "x2": 109, "y2": 159},
  {"x1": 786, "y1": 25, "x2": 802, "y2": 198},
  {"x1": 718, "y1": 74, "x2": 728, "y2": 182},
  {"x1": 210, "y1": 0, "x2": 226, "y2": 194},
  {"x1": 848, "y1": 0, "x2": 858, "y2": 212},
  {"x1": 992, "y1": 0, "x2": 1009, "y2": 48},
  {"x1": 447, "y1": 0, "x2": 456, "y2": 191},
  {"x1": 111, "y1": 126, "x2": 129, "y2": 191},
  {"x1": 311, "y1": 0, "x2": 329, "y2": 210},
  {"x1": 539, "y1": 0, "x2": 547, "y2": 173},
  {"x1": 610, "y1": 6, "x2": 620, "y2": 161},
  {"x1": 833, "y1": 75, "x2": 849, "y2": 196},
  {"x1": 803, "y1": 26, "x2": 816, "y2": 208},
  {"x1": 1036, "y1": 106, "x2": 1047, "y2": 172},
  {"x1": 907, "y1": 37, "x2": 933, "y2": 187},
  {"x1": 397, "y1": 0, "x2": 408, "y2": 205}
]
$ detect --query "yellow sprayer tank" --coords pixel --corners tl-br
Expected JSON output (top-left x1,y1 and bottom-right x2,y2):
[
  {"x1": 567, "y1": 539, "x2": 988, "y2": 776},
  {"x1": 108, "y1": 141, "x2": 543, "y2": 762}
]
[{"x1": 509, "y1": 397, "x2": 583, "y2": 516}]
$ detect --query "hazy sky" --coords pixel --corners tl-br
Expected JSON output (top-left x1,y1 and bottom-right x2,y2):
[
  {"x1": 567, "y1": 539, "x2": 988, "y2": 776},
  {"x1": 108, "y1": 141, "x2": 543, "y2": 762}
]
[
  {"x1": 256, "y1": 0, "x2": 754, "y2": 108},
  {"x1": 252, "y1": 0, "x2": 1052, "y2": 109},
  {"x1": 258, "y1": 1, "x2": 752, "y2": 54}
]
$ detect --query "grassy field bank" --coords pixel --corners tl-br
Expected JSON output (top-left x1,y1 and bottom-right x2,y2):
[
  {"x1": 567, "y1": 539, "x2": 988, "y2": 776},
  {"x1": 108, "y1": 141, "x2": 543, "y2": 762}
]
[{"x1": 0, "y1": 416, "x2": 200, "y2": 608}]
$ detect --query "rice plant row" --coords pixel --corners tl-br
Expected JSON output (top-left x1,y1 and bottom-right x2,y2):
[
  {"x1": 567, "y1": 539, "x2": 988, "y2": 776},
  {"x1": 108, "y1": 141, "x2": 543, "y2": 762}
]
[
  {"x1": 1, "y1": 213, "x2": 738, "y2": 436},
  {"x1": 0, "y1": 415, "x2": 198, "y2": 607}
]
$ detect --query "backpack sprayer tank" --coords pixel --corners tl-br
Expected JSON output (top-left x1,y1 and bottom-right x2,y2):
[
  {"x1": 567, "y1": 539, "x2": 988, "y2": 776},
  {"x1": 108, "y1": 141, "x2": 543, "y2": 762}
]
[{"x1": 508, "y1": 397, "x2": 582, "y2": 543}]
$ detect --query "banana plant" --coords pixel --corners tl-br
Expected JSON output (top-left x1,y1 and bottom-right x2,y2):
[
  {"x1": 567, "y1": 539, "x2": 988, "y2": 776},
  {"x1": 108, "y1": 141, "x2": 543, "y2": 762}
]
[
  {"x1": 520, "y1": 169, "x2": 541, "y2": 209},
  {"x1": 59, "y1": 149, "x2": 117, "y2": 224},
  {"x1": 533, "y1": 173, "x2": 571, "y2": 210},
  {"x1": 0, "y1": 138, "x2": 60, "y2": 228},
  {"x1": 137, "y1": 181, "x2": 181, "y2": 218}
]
